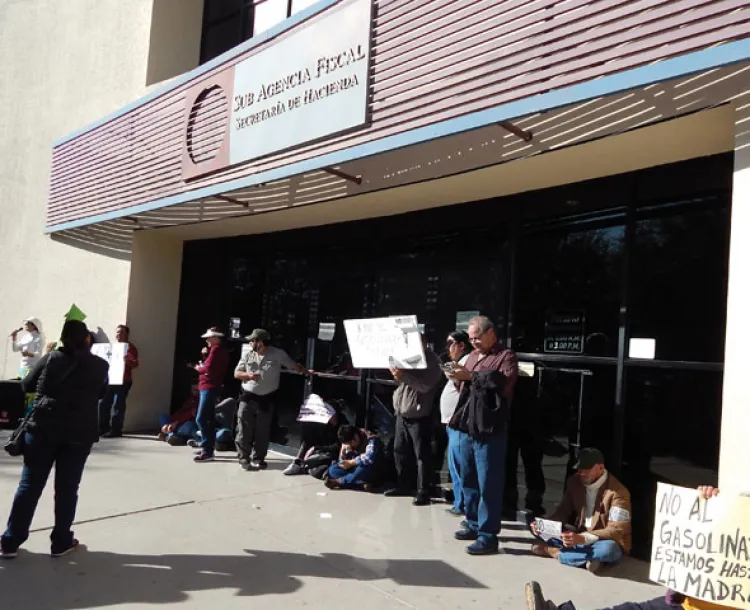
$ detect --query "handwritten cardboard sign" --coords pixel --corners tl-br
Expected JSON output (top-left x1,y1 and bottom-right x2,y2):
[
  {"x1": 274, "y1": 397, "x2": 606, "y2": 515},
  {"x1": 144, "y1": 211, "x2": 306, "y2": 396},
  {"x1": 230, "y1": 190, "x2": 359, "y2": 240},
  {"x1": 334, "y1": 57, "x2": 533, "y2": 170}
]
[
  {"x1": 650, "y1": 483, "x2": 750, "y2": 609},
  {"x1": 534, "y1": 519, "x2": 563, "y2": 543},
  {"x1": 297, "y1": 394, "x2": 336, "y2": 425},
  {"x1": 343, "y1": 316, "x2": 426, "y2": 369}
]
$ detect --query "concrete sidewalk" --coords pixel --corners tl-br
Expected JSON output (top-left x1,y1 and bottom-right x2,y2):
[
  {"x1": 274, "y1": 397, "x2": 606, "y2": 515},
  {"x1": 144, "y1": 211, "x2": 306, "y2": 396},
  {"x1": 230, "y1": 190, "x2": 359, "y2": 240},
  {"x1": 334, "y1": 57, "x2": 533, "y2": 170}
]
[{"x1": 0, "y1": 436, "x2": 662, "y2": 609}]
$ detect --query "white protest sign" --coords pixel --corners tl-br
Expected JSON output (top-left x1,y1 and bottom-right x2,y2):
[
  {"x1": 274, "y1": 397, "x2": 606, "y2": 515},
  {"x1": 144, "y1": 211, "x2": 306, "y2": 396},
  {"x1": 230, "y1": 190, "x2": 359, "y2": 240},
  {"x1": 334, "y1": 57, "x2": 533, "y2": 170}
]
[
  {"x1": 650, "y1": 483, "x2": 750, "y2": 609},
  {"x1": 343, "y1": 315, "x2": 426, "y2": 369},
  {"x1": 534, "y1": 519, "x2": 563, "y2": 543},
  {"x1": 297, "y1": 393, "x2": 336, "y2": 424},
  {"x1": 91, "y1": 343, "x2": 129, "y2": 385},
  {"x1": 318, "y1": 323, "x2": 336, "y2": 342}
]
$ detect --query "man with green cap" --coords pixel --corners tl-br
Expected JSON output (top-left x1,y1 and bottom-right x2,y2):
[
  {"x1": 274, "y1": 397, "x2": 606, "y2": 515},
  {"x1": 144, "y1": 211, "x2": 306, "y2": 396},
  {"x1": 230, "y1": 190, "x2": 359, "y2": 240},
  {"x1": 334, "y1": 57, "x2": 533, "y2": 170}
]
[
  {"x1": 234, "y1": 329, "x2": 308, "y2": 470},
  {"x1": 528, "y1": 447, "x2": 632, "y2": 574}
]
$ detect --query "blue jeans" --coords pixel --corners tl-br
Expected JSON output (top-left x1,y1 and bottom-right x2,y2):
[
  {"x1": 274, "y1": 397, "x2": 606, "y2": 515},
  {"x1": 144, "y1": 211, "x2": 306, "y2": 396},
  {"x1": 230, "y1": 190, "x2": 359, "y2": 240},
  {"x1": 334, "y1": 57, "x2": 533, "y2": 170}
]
[
  {"x1": 196, "y1": 389, "x2": 220, "y2": 454},
  {"x1": 549, "y1": 538, "x2": 624, "y2": 568},
  {"x1": 98, "y1": 382, "x2": 133, "y2": 434},
  {"x1": 328, "y1": 462, "x2": 377, "y2": 489},
  {"x1": 446, "y1": 427, "x2": 464, "y2": 512},
  {"x1": 1, "y1": 433, "x2": 91, "y2": 554},
  {"x1": 169, "y1": 420, "x2": 199, "y2": 441},
  {"x1": 458, "y1": 429, "x2": 508, "y2": 544}
]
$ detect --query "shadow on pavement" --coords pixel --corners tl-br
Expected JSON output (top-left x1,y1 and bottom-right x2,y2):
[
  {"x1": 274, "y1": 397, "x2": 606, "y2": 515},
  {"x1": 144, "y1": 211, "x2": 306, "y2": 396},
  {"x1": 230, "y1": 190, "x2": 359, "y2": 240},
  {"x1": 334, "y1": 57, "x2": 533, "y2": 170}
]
[{"x1": 0, "y1": 547, "x2": 487, "y2": 607}]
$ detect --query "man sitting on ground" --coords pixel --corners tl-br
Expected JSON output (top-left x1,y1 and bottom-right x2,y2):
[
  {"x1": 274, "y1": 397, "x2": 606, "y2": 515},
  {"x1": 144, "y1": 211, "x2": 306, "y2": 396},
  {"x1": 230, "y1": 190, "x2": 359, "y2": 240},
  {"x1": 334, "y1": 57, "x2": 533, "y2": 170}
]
[
  {"x1": 525, "y1": 486, "x2": 728, "y2": 610},
  {"x1": 325, "y1": 426, "x2": 382, "y2": 491},
  {"x1": 530, "y1": 447, "x2": 631, "y2": 574},
  {"x1": 159, "y1": 386, "x2": 199, "y2": 445}
]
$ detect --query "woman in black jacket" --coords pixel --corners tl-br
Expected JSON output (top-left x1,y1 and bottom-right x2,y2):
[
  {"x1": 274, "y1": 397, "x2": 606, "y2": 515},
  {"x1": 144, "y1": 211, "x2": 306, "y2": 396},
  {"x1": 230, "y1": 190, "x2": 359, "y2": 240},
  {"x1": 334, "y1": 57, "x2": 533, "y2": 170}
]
[{"x1": 1, "y1": 320, "x2": 109, "y2": 559}]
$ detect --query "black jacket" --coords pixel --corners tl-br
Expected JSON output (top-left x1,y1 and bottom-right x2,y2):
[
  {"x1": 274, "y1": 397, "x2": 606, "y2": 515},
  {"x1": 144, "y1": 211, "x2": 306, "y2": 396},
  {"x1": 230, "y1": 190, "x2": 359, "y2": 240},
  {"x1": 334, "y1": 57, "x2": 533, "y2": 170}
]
[
  {"x1": 23, "y1": 349, "x2": 110, "y2": 445},
  {"x1": 449, "y1": 370, "x2": 510, "y2": 440}
]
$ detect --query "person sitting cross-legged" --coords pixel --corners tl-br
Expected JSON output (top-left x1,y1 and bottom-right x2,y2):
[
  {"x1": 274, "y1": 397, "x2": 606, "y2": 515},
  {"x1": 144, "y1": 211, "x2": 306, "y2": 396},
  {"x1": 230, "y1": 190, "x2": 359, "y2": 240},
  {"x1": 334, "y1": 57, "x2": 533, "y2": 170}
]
[
  {"x1": 530, "y1": 447, "x2": 631, "y2": 574},
  {"x1": 325, "y1": 426, "x2": 382, "y2": 491}
]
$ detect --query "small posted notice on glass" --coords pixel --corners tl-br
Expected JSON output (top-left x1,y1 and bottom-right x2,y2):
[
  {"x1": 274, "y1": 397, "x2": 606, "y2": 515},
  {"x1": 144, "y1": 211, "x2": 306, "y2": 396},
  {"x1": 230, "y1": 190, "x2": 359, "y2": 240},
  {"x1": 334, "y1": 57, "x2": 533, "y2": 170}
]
[
  {"x1": 534, "y1": 519, "x2": 563, "y2": 542},
  {"x1": 91, "y1": 343, "x2": 128, "y2": 385},
  {"x1": 343, "y1": 315, "x2": 426, "y2": 369},
  {"x1": 650, "y1": 482, "x2": 750, "y2": 609}
]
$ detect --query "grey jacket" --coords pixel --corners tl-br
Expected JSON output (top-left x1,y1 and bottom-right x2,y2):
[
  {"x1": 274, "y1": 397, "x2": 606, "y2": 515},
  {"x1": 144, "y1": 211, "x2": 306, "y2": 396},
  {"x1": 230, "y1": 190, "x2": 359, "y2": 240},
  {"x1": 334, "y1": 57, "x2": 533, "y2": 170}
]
[{"x1": 392, "y1": 349, "x2": 443, "y2": 419}]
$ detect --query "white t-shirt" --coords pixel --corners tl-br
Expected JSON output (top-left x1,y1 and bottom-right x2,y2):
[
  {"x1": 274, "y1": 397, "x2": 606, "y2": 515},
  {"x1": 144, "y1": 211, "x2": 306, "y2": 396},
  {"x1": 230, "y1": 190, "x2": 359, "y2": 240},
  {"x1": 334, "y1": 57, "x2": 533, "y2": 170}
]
[
  {"x1": 439, "y1": 354, "x2": 470, "y2": 424},
  {"x1": 13, "y1": 331, "x2": 43, "y2": 372}
]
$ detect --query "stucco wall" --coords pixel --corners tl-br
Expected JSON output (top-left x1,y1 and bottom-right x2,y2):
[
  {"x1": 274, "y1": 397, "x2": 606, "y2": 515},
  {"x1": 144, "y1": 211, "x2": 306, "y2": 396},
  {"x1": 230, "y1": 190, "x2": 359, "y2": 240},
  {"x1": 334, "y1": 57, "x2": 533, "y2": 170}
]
[{"x1": 0, "y1": 0, "x2": 155, "y2": 377}]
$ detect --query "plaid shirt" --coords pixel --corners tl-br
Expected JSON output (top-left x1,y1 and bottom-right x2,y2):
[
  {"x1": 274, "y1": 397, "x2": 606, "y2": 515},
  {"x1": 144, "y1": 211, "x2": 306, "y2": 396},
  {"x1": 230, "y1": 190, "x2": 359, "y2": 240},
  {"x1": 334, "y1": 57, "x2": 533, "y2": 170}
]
[{"x1": 354, "y1": 436, "x2": 381, "y2": 467}]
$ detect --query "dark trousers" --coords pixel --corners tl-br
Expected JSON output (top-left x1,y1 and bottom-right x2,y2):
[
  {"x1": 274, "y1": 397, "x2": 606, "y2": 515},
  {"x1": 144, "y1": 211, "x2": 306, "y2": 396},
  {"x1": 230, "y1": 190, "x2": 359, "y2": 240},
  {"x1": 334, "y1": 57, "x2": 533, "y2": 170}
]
[
  {"x1": 559, "y1": 596, "x2": 676, "y2": 610},
  {"x1": 504, "y1": 424, "x2": 546, "y2": 514},
  {"x1": 236, "y1": 392, "x2": 275, "y2": 462},
  {"x1": 2, "y1": 433, "x2": 91, "y2": 554},
  {"x1": 98, "y1": 381, "x2": 133, "y2": 434},
  {"x1": 196, "y1": 388, "x2": 220, "y2": 455},
  {"x1": 394, "y1": 415, "x2": 433, "y2": 494},
  {"x1": 296, "y1": 422, "x2": 337, "y2": 460}
]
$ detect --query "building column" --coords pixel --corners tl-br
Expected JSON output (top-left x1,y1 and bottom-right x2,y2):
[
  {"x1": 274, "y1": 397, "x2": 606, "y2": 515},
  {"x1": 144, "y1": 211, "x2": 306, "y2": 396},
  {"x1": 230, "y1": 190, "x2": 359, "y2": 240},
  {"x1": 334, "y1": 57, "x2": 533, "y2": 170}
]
[
  {"x1": 123, "y1": 230, "x2": 184, "y2": 431},
  {"x1": 719, "y1": 101, "x2": 750, "y2": 492}
]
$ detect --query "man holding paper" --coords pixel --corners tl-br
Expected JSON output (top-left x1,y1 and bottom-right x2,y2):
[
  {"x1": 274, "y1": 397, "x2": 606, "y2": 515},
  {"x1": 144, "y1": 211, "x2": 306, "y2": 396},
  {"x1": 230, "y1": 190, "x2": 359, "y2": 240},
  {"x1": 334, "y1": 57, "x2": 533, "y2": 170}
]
[
  {"x1": 525, "y1": 486, "x2": 733, "y2": 610},
  {"x1": 530, "y1": 447, "x2": 631, "y2": 574}
]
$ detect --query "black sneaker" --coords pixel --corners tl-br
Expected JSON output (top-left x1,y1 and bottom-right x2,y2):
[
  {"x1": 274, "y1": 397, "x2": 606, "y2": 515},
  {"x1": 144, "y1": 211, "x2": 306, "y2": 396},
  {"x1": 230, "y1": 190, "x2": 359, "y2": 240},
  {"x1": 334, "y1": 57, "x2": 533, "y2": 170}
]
[
  {"x1": 412, "y1": 494, "x2": 431, "y2": 506},
  {"x1": 193, "y1": 452, "x2": 214, "y2": 463},
  {"x1": 187, "y1": 439, "x2": 200, "y2": 448},
  {"x1": 51, "y1": 539, "x2": 80, "y2": 558},
  {"x1": 454, "y1": 528, "x2": 479, "y2": 541},
  {"x1": 239, "y1": 458, "x2": 252, "y2": 471},
  {"x1": 101, "y1": 431, "x2": 122, "y2": 439},
  {"x1": 251, "y1": 460, "x2": 268, "y2": 470},
  {"x1": 1, "y1": 545, "x2": 18, "y2": 559}
]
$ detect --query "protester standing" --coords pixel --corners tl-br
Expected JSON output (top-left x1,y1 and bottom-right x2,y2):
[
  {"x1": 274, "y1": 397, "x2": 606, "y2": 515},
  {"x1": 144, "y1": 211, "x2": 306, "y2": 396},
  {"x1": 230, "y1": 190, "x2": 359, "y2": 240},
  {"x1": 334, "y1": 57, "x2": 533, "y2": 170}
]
[
  {"x1": 234, "y1": 329, "x2": 307, "y2": 471},
  {"x1": 1, "y1": 320, "x2": 109, "y2": 559},
  {"x1": 11, "y1": 317, "x2": 44, "y2": 378},
  {"x1": 99, "y1": 325, "x2": 139, "y2": 438},
  {"x1": 448, "y1": 315, "x2": 518, "y2": 555},
  {"x1": 440, "y1": 330, "x2": 473, "y2": 516},
  {"x1": 385, "y1": 340, "x2": 443, "y2": 506},
  {"x1": 190, "y1": 328, "x2": 229, "y2": 462}
]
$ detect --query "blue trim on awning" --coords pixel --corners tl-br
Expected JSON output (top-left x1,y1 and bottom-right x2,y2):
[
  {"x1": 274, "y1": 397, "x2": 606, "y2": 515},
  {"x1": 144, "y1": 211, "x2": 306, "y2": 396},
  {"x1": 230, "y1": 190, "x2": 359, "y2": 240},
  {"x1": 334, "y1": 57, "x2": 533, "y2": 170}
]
[
  {"x1": 46, "y1": 39, "x2": 750, "y2": 234},
  {"x1": 52, "y1": 0, "x2": 339, "y2": 146}
]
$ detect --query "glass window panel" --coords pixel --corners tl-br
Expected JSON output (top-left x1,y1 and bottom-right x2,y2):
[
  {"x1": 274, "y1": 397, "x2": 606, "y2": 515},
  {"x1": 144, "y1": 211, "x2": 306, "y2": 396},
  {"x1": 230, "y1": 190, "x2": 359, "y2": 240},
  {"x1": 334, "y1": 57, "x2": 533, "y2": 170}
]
[
  {"x1": 253, "y1": 0, "x2": 289, "y2": 35},
  {"x1": 291, "y1": 0, "x2": 319, "y2": 14},
  {"x1": 516, "y1": 214, "x2": 626, "y2": 356},
  {"x1": 630, "y1": 198, "x2": 729, "y2": 362},
  {"x1": 201, "y1": 16, "x2": 243, "y2": 63},
  {"x1": 204, "y1": 0, "x2": 244, "y2": 23}
]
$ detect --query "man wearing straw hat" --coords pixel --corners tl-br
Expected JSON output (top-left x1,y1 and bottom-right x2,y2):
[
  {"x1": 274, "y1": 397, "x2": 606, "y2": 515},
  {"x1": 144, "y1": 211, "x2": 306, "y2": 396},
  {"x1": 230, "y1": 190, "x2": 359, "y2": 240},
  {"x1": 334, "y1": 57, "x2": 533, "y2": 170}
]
[{"x1": 189, "y1": 327, "x2": 229, "y2": 462}]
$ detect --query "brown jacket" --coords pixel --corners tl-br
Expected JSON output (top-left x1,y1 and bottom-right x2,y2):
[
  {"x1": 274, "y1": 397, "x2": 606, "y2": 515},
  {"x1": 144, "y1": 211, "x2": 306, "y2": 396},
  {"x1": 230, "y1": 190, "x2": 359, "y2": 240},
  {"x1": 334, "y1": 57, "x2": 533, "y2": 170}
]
[{"x1": 549, "y1": 472, "x2": 632, "y2": 553}]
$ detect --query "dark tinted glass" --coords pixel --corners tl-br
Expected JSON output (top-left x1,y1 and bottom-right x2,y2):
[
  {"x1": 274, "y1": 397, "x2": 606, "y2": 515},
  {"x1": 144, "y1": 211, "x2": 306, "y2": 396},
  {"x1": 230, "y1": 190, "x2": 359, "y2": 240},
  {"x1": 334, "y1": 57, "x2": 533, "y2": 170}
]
[{"x1": 201, "y1": 16, "x2": 243, "y2": 63}]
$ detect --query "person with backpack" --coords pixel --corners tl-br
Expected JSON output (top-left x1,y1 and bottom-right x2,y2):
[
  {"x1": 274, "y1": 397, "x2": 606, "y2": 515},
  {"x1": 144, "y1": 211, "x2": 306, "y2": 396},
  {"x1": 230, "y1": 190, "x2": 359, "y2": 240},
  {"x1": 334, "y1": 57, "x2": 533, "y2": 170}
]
[{"x1": 1, "y1": 320, "x2": 109, "y2": 559}]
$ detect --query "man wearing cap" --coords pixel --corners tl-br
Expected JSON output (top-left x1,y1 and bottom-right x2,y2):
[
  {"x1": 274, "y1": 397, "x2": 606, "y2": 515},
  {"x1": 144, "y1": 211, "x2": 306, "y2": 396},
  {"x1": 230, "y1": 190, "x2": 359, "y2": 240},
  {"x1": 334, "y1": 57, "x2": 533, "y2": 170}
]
[
  {"x1": 530, "y1": 447, "x2": 632, "y2": 573},
  {"x1": 189, "y1": 327, "x2": 229, "y2": 462},
  {"x1": 234, "y1": 329, "x2": 307, "y2": 470}
]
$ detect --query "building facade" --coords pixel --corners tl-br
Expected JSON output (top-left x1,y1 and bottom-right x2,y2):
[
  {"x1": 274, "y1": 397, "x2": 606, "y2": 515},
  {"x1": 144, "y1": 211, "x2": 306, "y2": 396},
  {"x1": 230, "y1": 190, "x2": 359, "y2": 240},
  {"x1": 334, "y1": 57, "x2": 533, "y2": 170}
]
[{"x1": 3, "y1": 0, "x2": 750, "y2": 555}]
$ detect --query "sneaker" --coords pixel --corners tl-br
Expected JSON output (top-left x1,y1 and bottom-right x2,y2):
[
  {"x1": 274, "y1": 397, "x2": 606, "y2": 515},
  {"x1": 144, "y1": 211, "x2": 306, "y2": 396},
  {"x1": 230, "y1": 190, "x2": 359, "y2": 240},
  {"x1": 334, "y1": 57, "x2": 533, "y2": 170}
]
[
  {"x1": 466, "y1": 538, "x2": 499, "y2": 555},
  {"x1": 101, "y1": 431, "x2": 122, "y2": 439},
  {"x1": 325, "y1": 478, "x2": 341, "y2": 490},
  {"x1": 51, "y1": 539, "x2": 80, "y2": 558},
  {"x1": 446, "y1": 506, "x2": 464, "y2": 516},
  {"x1": 187, "y1": 439, "x2": 200, "y2": 448},
  {"x1": 1, "y1": 546, "x2": 18, "y2": 559},
  {"x1": 251, "y1": 461, "x2": 268, "y2": 470},
  {"x1": 531, "y1": 543, "x2": 559, "y2": 559},
  {"x1": 167, "y1": 435, "x2": 187, "y2": 446},
  {"x1": 239, "y1": 458, "x2": 252, "y2": 471},
  {"x1": 283, "y1": 462, "x2": 304, "y2": 476},
  {"x1": 454, "y1": 528, "x2": 479, "y2": 541},
  {"x1": 193, "y1": 452, "x2": 214, "y2": 462},
  {"x1": 525, "y1": 581, "x2": 557, "y2": 610},
  {"x1": 412, "y1": 493, "x2": 431, "y2": 507},
  {"x1": 586, "y1": 560, "x2": 602, "y2": 574},
  {"x1": 157, "y1": 432, "x2": 168, "y2": 441}
]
